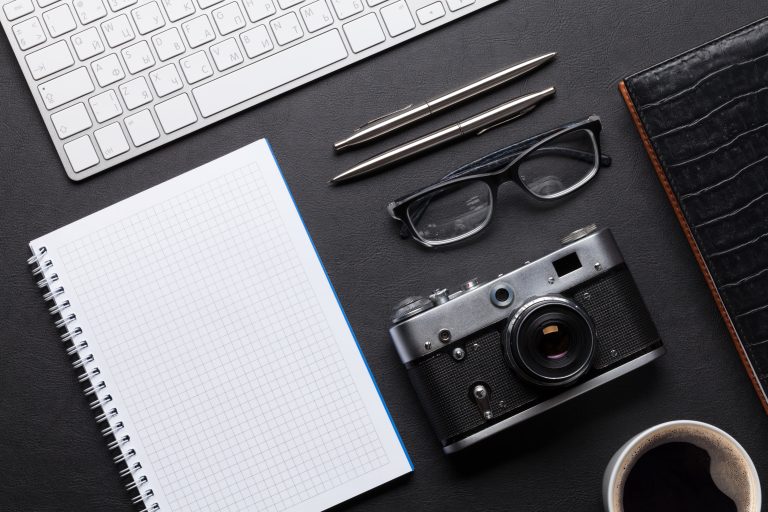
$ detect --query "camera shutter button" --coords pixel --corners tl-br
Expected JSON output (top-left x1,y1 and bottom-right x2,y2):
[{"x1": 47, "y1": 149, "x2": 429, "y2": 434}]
[{"x1": 430, "y1": 288, "x2": 449, "y2": 304}]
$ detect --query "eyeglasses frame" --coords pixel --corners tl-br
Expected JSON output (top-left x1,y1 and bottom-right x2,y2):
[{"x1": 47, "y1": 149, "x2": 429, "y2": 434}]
[{"x1": 387, "y1": 115, "x2": 610, "y2": 247}]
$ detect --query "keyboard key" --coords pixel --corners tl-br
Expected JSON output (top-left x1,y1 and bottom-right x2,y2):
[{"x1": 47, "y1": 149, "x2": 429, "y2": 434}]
[
  {"x1": 239, "y1": 24, "x2": 271, "y2": 58},
  {"x1": 181, "y1": 14, "x2": 215, "y2": 47},
  {"x1": 38, "y1": 67, "x2": 94, "y2": 110},
  {"x1": 121, "y1": 39, "x2": 155, "y2": 73},
  {"x1": 380, "y1": 0, "x2": 414, "y2": 36},
  {"x1": 300, "y1": 0, "x2": 332, "y2": 33},
  {"x1": 149, "y1": 62, "x2": 183, "y2": 96},
  {"x1": 212, "y1": 2, "x2": 244, "y2": 35},
  {"x1": 25, "y1": 40, "x2": 74, "y2": 79},
  {"x1": 197, "y1": 0, "x2": 221, "y2": 8},
  {"x1": 365, "y1": 0, "x2": 386, "y2": 6},
  {"x1": 415, "y1": 1, "x2": 444, "y2": 24},
  {"x1": 50, "y1": 102, "x2": 92, "y2": 138},
  {"x1": 12, "y1": 16, "x2": 45, "y2": 49},
  {"x1": 131, "y1": 1, "x2": 164, "y2": 34},
  {"x1": 91, "y1": 53, "x2": 125, "y2": 86},
  {"x1": 241, "y1": 0, "x2": 273, "y2": 22},
  {"x1": 160, "y1": 0, "x2": 194, "y2": 21},
  {"x1": 445, "y1": 0, "x2": 472, "y2": 11},
  {"x1": 329, "y1": 0, "x2": 361, "y2": 20},
  {"x1": 119, "y1": 75, "x2": 152, "y2": 108},
  {"x1": 4, "y1": 0, "x2": 33, "y2": 21},
  {"x1": 42, "y1": 4, "x2": 76, "y2": 35},
  {"x1": 275, "y1": 0, "x2": 301, "y2": 9},
  {"x1": 124, "y1": 109, "x2": 159, "y2": 145},
  {"x1": 71, "y1": 27, "x2": 105, "y2": 59},
  {"x1": 73, "y1": 0, "x2": 108, "y2": 24},
  {"x1": 63, "y1": 134, "x2": 99, "y2": 172},
  {"x1": 193, "y1": 30, "x2": 347, "y2": 117},
  {"x1": 37, "y1": 0, "x2": 59, "y2": 8},
  {"x1": 154, "y1": 93, "x2": 196, "y2": 133},
  {"x1": 89, "y1": 89, "x2": 123, "y2": 121},
  {"x1": 151, "y1": 27, "x2": 185, "y2": 60},
  {"x1": 342, "y1": 13, "x2": 384, "y2": 53},
  {"x1": 101, "y1": 14, "x2": 135, "y2": 47},
  {"x1": 180, "y1": 51, "x2": 212, "y2": 83},
  {"x1": 106, "y1": 0, "x2": 136, "y2": 11},
  {"x1": 94, "y1": 122, "x2": 130, "y2": 158},
  {"x1": 210, "y1": 37, "x2": 242, "y2": 70},
  {"x1": 269, "y1": 11, "x2": 301, "y2": 45}
]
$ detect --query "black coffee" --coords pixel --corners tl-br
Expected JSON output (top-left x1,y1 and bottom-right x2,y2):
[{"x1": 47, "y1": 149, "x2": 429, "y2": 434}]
[{"x1": 623, "y1": 442, "x2": 737, "y2": 512}]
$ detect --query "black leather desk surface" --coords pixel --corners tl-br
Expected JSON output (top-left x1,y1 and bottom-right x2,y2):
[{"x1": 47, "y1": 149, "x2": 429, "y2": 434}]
[{"x1": 2, "y1": 2, "x2": 767, "y2": 510}]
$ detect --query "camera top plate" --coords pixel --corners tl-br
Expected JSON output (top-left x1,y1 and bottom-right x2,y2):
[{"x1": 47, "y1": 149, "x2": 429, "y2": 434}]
[{"x1": 389, "y1": 228, "x2": 625, "y2": 364}]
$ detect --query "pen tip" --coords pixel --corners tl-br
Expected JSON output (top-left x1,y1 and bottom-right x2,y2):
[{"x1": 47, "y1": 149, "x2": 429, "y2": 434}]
[{"x1": 540, "y1": 51, "x2": 557, "y2": 62}]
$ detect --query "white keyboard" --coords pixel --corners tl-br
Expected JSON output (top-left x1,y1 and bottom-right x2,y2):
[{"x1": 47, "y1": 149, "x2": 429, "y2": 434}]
[{"x1": 2, "y1": 0, "x2": 499, "y2": 179}]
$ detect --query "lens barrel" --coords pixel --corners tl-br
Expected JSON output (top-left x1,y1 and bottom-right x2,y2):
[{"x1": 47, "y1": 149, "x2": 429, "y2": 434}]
[{"x1": 504, "y1": 296, "x2": 596, "y2": 387}]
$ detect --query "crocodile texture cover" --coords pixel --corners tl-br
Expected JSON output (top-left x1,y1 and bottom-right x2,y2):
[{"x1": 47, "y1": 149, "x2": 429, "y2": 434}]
[{"x1": 619, "y1": 16, "x2": 768, "y2": 413}]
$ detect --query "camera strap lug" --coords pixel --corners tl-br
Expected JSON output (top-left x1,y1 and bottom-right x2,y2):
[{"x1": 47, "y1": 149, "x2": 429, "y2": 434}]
[{"x1": 471, "y1": 384, "x2": 493, "y2": 421}]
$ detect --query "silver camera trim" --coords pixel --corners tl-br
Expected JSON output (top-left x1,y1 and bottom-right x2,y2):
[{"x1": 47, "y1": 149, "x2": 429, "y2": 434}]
[
  {"x1": 443, "y1": 346, "x2": 666, "y2": 453},
  {"x1": 389, "y1": 228, "x2": 625, "y2": 365}
]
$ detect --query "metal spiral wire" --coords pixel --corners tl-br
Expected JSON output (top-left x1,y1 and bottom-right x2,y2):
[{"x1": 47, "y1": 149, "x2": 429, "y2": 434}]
[{"x1": 29, "y1": 247, "x2": 159, "y2": 511}]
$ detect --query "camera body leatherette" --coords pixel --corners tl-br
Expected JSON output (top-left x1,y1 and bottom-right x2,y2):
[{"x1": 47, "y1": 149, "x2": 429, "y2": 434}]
[
  {"x1": 620, "y1": 16, "x2": 768, "y2": 413},
  {"x1": 407, "y1": 266, "x2": 661, "y2": 447}
]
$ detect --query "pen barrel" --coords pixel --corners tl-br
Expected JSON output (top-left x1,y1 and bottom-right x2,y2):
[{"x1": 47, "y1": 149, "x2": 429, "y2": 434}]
[
  {"x1": 336, "y1": 104, "x2": 432, "y2": 150},
  {"x1": 458, "y1": 87, "x2": 556, "y2": 134},
  {"x1": 339, "y1": 125, "x2": 462, "y2": 180},
  {"x1": 427, "y1": 52, "x2": 557, "y2": 113},
  {"x1": 367, "y1": 124, "x2": 462, "y2": 169}
]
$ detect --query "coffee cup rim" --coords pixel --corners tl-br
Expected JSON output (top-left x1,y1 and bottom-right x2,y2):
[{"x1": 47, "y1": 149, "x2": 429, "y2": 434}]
[{"x1": 603, "y1": 420, "x2": 761, "y2": 512}]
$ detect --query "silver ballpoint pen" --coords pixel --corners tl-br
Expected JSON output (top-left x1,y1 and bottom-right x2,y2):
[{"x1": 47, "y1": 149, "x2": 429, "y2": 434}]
[
  {"x1": 329, "y1": 87, "x2": 556, "y2": 185},
  {"x1": 333, "y1": 52, "x2": 557, "y2": 152}
]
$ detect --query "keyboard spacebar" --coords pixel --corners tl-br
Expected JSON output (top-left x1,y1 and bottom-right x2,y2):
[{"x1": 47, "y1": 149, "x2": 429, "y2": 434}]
[{"x1": 193, "y1": 30, "x2": 348, "y2": 117}]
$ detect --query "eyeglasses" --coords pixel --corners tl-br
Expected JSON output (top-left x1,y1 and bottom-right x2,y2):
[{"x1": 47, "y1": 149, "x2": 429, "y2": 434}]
[{"x1": 387, "y1": 115, "x2": 611, "y2": 248}]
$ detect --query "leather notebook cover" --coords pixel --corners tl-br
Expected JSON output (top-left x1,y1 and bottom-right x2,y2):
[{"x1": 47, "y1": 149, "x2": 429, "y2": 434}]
[{"x1": 619, "y1": 17, "x2": 768, "y2": 413}]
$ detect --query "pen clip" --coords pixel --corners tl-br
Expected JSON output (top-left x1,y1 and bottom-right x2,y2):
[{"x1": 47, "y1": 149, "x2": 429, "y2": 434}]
[
  {"x1": 476, "y1": 104, "x2": 538, "y2": 136},
  {"x1": 355, "y1": 104, "x2": 414, "y2": 132}
]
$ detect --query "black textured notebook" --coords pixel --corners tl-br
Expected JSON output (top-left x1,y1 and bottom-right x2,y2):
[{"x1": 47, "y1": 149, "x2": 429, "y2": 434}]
[{"x1": 620, "y1": 17, "x2": 768, "y2": 413}]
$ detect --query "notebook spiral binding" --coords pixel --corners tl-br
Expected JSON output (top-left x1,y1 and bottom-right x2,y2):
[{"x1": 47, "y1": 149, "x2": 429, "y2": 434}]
[{"x1": 28, "y1": 247, "x2": 160, "y2": 512}]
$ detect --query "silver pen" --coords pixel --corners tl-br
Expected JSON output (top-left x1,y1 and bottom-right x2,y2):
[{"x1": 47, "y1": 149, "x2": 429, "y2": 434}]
[
  {"x1": 333, "y1": 52, "x2": 557, "y2": 152},
  {"x1": 330, "y1": 87, "x2": 556, "y2": 185}
]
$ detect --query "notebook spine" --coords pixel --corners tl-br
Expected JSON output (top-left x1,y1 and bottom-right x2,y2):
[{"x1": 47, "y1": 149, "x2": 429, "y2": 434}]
[{"x1": 28, "y1": 247, "x2": 160, "y2": 512}]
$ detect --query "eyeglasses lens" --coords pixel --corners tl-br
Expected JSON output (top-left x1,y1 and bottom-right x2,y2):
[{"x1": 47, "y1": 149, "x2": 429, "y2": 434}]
[
  {"x1": 406, "y1": 181, "x2": 493, "y2": 244},
  {"x1": 518, "y1": 129, "x2": 598, "y2": 199}
]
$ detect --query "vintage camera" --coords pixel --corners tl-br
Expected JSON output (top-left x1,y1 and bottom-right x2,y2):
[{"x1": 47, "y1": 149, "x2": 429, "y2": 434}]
[{"x1": 389, "y1": 226, "x2": 664, "y2": 453}]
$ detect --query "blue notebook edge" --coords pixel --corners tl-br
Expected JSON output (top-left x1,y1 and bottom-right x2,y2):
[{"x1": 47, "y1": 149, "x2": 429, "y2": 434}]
[{"x1": 264, "y1": 139, "x2": 414, "y2": 472}]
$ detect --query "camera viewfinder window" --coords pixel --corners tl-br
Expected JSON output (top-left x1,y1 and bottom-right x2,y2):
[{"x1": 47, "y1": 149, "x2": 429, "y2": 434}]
[{"x1": 553, "y1": 252, "x2": 582, "y2": 277}]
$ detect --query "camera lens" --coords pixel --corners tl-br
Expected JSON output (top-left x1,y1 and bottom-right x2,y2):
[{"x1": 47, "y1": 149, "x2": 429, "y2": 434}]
[
  {"x1": 537, "y1": 323, "x2": 570, "y2": 360},
  {"x1": 504, "y1": 296, "x2": 595, "y2": 387}
]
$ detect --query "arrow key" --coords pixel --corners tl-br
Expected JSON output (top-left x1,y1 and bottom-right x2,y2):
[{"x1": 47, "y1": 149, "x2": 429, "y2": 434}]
[{"x1": 25, "y1": 41, "x2": 75, "y2": 80}]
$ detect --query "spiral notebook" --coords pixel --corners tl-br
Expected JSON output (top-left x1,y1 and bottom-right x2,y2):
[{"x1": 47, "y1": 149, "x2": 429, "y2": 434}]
[{"x1": 28, "y1": 140, "x2": 412, "y2": 512}]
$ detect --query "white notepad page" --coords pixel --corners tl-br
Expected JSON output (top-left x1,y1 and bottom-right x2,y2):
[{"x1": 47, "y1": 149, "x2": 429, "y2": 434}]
[{"x1": 30, "y1": 140, "x2": 411, "y2": 511}]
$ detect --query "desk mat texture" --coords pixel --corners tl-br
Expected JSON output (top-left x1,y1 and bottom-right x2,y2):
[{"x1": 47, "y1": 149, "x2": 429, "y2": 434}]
[{"x1": 619, "y1": 16, "x2": 768, "y2": 413}]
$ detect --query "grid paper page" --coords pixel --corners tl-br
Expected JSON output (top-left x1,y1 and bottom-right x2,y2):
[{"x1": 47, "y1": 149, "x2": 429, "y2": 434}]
[{"x1": 30, "y1": 140, "x2": 412, "y2": 511}]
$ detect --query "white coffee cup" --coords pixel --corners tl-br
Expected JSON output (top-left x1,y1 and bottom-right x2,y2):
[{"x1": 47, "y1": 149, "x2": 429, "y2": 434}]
[{"x1": 603, "y1": 420, "x2": 761, "y2": 512}]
